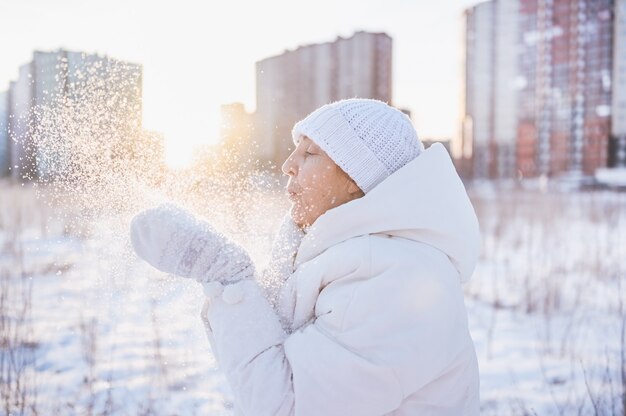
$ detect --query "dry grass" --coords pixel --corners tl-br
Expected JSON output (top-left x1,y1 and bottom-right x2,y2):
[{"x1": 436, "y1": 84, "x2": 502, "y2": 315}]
[{"x1": 467, "y1": 185, "x2": 626, "y2": 415}]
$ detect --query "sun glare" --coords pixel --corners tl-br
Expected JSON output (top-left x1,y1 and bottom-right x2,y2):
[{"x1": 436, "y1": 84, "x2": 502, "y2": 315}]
[
  {"x1": 165, "y1": 138, "x2": 194, "y2": 169},
  {"x1": 156, "y1": 112, "x2": 221, "y2": 170}
]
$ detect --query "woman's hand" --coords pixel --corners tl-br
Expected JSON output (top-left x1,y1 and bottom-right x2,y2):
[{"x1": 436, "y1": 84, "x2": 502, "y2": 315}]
[{"x1": 130, "y1": 203, "x2": 255, "y2": 284}]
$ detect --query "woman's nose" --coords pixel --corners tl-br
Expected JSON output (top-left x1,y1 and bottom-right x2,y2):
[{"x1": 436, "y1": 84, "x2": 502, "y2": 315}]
[{"x1": 281, "y1": 152, "x2": 297, "y2": 176}]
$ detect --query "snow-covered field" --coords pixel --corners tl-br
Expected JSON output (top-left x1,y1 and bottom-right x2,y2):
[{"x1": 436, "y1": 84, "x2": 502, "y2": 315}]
[
  {"x1": 466, "y1": 183, "x2": 625, "y2": 415},
  {"x1": 0, "y1": 178, "x2": 624, "y2": 415}
]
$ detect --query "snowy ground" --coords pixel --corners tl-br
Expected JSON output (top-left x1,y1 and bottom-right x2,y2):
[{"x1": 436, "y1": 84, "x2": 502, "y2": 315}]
[{"x1": 0, "y1": 178, "x2": 624, "y2": 415}]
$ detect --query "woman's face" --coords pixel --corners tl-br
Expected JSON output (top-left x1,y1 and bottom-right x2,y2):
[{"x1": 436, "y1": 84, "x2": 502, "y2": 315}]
[{"x1": 281, "y1": 135, "x2": 364, "y2": 229}]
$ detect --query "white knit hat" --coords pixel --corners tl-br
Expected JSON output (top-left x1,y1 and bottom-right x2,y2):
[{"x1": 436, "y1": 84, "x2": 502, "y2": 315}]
[{"x1": 291, "y1": 98, "x2": 424, "y2": 193}]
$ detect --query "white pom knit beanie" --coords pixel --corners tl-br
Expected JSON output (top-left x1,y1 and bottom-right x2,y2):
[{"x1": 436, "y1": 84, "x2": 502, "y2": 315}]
[{"x1": 291, "y1": 98, "x2": 424, "y2": 194}]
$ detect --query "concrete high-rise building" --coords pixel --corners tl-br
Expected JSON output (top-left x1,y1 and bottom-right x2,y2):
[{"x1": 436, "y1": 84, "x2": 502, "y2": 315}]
[
  {"x1": 461, "y1": 1, "x2": 495, "y2": 179},
  {"x1": 7, "y1": 49, "x2": 143, "y2": 180},
  {"x1": 8, "y1": 64, "x2": 35, "y2": 180},
  {"x1": 493, "y1": 0, "x2": 520, "y2": 178},
  {"x1": 255, "y1": 31, "x2": 393, "y2": 167},
  {"x1": 518, "y1": 0, "x2": 614, "y2": 177},
  {"x1": 217, "y1": 102, "x2": 256, "y2": 171},
  {"x1": 460, "y1": 0, "x2": 519, "y2": 179},
  {"x1": 611, "y1": 0, "x2": 626, "y2": 167},
  {"x1": 0, "y1": 91, "x2": 8, "y2": 177},
  {"x1": 220, "y1": 103, "x2": 254, "y2": 153},
  {"x1": 461, "y1": 0, "x2": 621, "y2": 179}
]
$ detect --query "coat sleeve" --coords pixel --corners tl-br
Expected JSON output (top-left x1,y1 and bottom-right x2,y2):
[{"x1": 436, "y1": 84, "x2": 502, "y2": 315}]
[{"x1": 200, "y1": 279, "x2": 403, "y2": 416}]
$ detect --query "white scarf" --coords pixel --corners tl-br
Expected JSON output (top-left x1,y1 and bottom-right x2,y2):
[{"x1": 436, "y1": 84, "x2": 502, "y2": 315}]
[{"x1": 257, "y1": 213, "x2": 306, "y2": 318}]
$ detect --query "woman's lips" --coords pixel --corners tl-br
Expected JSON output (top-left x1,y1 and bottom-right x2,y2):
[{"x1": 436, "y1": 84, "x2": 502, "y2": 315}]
[{"x1": 287, "y1": 185, "x2": 301, "y2": 200}]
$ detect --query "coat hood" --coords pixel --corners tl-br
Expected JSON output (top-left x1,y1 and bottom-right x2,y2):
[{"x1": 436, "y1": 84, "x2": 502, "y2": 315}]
[{"x1": 294, "y1": 143, "x2": 481, "y2": 283}]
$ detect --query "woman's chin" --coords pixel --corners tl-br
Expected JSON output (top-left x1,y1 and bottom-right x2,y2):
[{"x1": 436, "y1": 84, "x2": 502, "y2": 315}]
[{"x1": 289, "y1": 206, "x2": 308, "y2": 229}]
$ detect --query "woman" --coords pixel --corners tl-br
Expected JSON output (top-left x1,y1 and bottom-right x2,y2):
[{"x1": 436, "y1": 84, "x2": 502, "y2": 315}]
[{"x1": 130, "y1": 98, "x2": 481, "y2": 415}]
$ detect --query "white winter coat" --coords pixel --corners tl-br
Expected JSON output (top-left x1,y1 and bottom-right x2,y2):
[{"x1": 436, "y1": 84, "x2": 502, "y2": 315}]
[{"x1": 200, "y1": 143, "x2": 481, "y2": 415}]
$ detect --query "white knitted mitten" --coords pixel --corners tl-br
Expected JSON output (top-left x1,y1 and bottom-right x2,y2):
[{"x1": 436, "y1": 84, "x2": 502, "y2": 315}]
[{"x1": 130, "y1": 203, "x2": 255, "y2": 284}]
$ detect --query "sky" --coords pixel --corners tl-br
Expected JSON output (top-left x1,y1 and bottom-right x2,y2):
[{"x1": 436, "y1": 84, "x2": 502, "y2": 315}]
[{"x1": 0, "y1": 0, "x2": 479, "y2": 166}]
